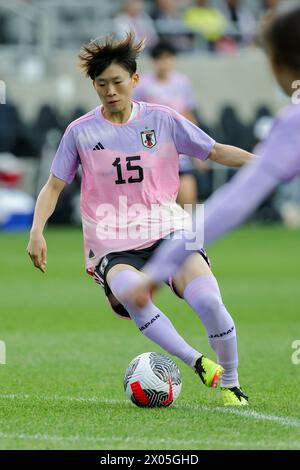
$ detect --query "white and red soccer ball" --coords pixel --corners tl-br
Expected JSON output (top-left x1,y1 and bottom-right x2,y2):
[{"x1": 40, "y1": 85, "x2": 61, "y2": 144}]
[{"x1": 124, "y1": 352, "x2": 182, "y2": 407}]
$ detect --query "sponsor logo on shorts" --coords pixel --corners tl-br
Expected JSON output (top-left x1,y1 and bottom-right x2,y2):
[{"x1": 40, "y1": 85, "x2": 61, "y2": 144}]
[{"x1": 99, "y1": 256, "x2": 109, "y2": 275}]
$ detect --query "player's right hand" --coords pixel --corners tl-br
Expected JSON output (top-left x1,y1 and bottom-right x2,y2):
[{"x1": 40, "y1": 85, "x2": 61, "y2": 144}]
[{"x1": 26, "y1": 232, "x2": 47, "y2": 273}]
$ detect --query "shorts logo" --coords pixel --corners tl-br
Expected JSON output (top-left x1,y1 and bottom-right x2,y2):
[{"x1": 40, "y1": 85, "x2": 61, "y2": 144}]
[
  {"x1": 88, "y1": 249, "x2": 95, "y2": 259},
  {"x1": 99, "y1": 256, "x2": 108, "y2": 275},
  {"x1": 141, "y1": 130, "x2": 156, "y2": 148}
]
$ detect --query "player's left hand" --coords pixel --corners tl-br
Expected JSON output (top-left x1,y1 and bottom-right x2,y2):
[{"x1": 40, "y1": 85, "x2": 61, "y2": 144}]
[{"x1": 26, "y1": 232, "x2": 47, "y2": 273}]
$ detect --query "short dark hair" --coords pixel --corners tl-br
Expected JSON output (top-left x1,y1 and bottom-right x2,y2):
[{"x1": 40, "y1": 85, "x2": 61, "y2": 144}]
[
  {"x1": 150, "y1": 40, "x2": 177, "y2": 59},
  {"x1": 79, "y1": 32, "x2": 145, "y2": 80},
  {"x1": 262, "y1": 2, "x2": 300, "y2": 70}
]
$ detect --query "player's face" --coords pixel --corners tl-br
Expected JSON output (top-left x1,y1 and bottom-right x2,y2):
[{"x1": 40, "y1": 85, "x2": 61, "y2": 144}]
[
  {"x1": 154, "y1": 53, "x2": 175, "y2": 79},
  {"x1": 93, "y1": 63, "x2": 139, "y2": 113}
]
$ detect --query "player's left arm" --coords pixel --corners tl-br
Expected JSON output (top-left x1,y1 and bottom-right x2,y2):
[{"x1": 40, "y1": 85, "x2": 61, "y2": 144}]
[{"x1": 208, "y1": 143, "x2": 254, "y2": 167}]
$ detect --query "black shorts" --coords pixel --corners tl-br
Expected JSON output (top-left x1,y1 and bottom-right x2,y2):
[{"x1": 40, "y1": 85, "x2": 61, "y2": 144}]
[{"x1": 93, "y1": 238, "x2": 210, "y2": 320}]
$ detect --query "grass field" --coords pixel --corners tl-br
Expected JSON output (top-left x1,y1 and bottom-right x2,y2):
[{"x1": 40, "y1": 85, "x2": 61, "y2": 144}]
[{"x1": 0, "y1": 225, "x2": 300, "y2": 450}]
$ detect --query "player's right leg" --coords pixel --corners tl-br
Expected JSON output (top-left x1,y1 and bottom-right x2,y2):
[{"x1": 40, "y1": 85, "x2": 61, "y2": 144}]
[
  {"x1": 106, "y1": 263, "x2": 223, "y2": 388},
  {"x1": 171, "y1": 252, "x2": 248, "y2": 405}
]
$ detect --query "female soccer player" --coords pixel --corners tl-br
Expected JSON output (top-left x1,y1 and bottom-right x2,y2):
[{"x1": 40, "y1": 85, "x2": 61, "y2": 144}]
[
  {"x1": 27, "y1": 33, "x2": 253, "y2": 406},
  {"x1": 136, "y1": 2, "x2": 300, "y2": 287}
]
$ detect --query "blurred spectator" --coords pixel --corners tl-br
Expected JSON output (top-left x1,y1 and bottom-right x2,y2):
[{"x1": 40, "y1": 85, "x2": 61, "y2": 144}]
[
  {"x1": 252, "y1": 104, "x2": 274, "y2": 144},
  {"x1": 135, "y1": 41, "x2": 197, "y2": 116},
  {"x1": 219, "y1": 0, "x2": 257, "y2": 46},
  {"x1": 183, "y1": 0, "x2": 227, "y2": 50},
  {"x1": 113, "y1": 0, "x2": 158, "y2": 49},
  {"x1": 30, "y1": 104, "x2": 62, "y2": 156},
  {"x1": 134, "y1": 40, "x2": 202, "y2": 207},
  {"x1": 218, "y1": 105, "x2": 248, "y2": 148},
  {"x1": 249, "y1": 104, "x2": 279, "y2": 223},
  {"x1": 37, "y1": 128, "x2": 81, "y2": 226},
  {"x1": 0, "y1": 102, "x2": 22, "y2": 154},
  {"x1": 150, "y1": 0, "x2": 196, "y2": 52},
  {"x1": 261, "y1": 0, "x2": 280, "y2": 13},
  {"x1": 0, "y1": 13, "x2": 8, "y2": 44},
  {"x1": 68, "y1": 106, "x2": 87, "y2": 123}
]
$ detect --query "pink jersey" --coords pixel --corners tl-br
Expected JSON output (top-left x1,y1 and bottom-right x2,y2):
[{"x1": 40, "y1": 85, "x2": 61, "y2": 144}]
[
  {"x1": 134, "y1": 72, "x2": 198, "y2": 170},
  {"x1": 134, "y1": 72, "x2": 197, "y2": 115},
  {"x1": 143, "y1": 102, "x2": 300, "y2": 284},
  {"x1": 50, "y1": 101, "x2": 215, "y2": 272}
]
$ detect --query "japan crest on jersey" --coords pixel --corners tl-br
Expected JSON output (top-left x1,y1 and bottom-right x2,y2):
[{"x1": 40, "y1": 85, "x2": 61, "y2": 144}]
[{"x1": 141, "y1": 130, "x2": 157, "y2": 148}]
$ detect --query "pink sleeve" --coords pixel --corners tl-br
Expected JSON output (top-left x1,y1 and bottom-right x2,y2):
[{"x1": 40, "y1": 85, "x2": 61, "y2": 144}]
[
  {"x1": 50, "y1": 127, "x2": 80, "y2": 184},
  {"x1": 170, "y1": 109, "x2": 215, "y2": 161}
]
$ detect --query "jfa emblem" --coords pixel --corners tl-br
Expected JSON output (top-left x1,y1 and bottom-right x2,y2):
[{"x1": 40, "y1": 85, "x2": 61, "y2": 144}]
[{"x1": 141, "y1": 130, "x2": 157, "y2": 148}]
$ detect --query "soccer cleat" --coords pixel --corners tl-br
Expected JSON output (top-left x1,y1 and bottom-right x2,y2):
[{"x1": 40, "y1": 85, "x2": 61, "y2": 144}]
[
  {"x1": 194, "y1": 355, "x2": 224, "y2": 388},
  {"x1": 221, "y1": 386, "x2": 249, "y2": 406}
]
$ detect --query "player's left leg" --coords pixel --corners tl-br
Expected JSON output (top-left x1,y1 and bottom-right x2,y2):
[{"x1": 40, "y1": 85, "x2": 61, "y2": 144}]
[{"x1": 172, "y1": 253, "x2": 248, "y2": 406}]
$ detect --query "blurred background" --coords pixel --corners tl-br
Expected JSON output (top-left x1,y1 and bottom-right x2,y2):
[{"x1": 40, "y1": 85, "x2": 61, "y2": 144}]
[
  {"x1": 1, "y1": 0, "x2": 300, "y2": 231},
  {"x1": 1, "y1": 1, "x2": 300, "y2": 451}
]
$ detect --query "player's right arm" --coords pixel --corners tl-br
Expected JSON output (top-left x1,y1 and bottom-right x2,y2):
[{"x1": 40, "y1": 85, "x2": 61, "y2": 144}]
[{"x1": 27, "y1": 175, "x2": 67, "y2": 273}]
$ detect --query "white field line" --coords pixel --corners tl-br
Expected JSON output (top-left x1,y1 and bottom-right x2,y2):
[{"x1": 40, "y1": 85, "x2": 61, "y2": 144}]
[
  {"x1": 0, "y1": 431, "x2": 255, "y2": 448},
  {"x1": 1, "y1": 393, "x2": 300, "y2": 430},
  {"x1": 177, "y1": 403, "x2": 300, "y2": 429},
  {"x1": 0, "y1": 393, "x2": 125, "y2": 405}
]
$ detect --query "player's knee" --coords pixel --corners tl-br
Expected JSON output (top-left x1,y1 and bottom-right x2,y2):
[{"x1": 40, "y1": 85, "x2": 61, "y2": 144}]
[
  {"x1": 197, "y1": 290, "x2": 222, "y2": 315},
  {"x1": 109, "y1": 270, "x2": 143, "y2": 305}
]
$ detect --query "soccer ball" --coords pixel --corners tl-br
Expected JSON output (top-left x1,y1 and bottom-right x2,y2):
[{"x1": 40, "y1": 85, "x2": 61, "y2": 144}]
[{"x1": 124, "y1": 352, "x2": 182, "y2": 407}]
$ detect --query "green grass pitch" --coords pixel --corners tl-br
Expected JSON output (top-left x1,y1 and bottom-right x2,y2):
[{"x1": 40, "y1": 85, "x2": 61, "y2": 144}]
[{"x1": 0, "y1": 225, "x2": 300, "y2": 450}]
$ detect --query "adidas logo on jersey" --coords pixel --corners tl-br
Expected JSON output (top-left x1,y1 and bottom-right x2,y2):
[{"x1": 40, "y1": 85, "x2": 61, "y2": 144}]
[{"x1": 93, "y1": 141, "x2": 105, "y2": 150}]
